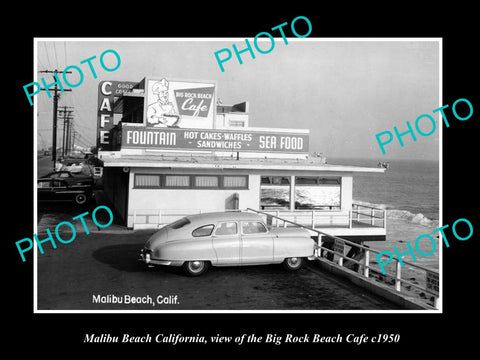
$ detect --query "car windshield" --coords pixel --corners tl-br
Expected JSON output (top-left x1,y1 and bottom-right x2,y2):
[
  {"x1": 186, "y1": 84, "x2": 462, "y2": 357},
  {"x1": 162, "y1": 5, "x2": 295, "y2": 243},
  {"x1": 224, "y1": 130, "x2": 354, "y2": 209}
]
[
  {"x1": 37, "y1": 181, "x2": 51, "y2": 188},
  {"x1": 168, "y1": 217, "x2": 191, "y2": 229}
]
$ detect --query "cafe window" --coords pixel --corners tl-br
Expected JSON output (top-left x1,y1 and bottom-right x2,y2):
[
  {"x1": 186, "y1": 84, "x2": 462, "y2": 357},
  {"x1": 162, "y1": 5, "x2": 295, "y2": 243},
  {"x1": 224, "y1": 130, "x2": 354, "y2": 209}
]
[
  {"x1": 260, "y1": 176, "x2": 291, "y2": 210},
  {"x1": 165, "y1": 175, "x2": 190, "y2": 188},
  {"x1": 229, "y1": 120, "x2": 246, "y2": 127},
  {"x1": 294, "y1": 176, "x2": 341, "y2": 210},
  {"x1": 134, "y1": 174, "x2": 161, "y2": 188},
  {"x1": 134, "y1": 174, "x2": 248, "y2": 190},
  {"x1": 223, "y1": 176, "x2": 248, "y2": 189},
  {"x1": 261, "y1": 176, "x2": 290, "y2": 185},
  {"x1": 195, "y1": 176, "x2": 219, "y2": 188}
]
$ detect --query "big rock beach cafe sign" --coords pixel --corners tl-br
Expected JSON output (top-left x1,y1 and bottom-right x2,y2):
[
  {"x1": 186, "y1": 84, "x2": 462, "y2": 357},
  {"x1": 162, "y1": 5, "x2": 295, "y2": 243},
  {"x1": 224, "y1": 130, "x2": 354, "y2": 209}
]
[{"x1": 98, "y1": 77, "x2": 309, "y2": 154}]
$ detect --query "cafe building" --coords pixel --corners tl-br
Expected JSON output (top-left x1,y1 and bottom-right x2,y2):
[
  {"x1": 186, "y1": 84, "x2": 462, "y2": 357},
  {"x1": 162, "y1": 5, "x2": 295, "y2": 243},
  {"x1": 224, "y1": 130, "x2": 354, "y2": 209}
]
[{"x1": 97, "y1": 77, "x2": 386, "y2": 243}]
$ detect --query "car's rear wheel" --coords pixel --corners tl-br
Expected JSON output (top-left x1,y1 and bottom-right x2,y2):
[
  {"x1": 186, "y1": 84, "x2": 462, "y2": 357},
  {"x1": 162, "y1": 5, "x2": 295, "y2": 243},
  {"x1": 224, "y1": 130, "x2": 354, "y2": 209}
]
[
  {"x1": 283, "y1": 257, "x2": 304, "y2": 271},
  {"x1": 74, "y1": 193, "x2": 87, "y2": 205},
  {"x1": 183, "y1": 260, "x2": 209, "y2": 276}
]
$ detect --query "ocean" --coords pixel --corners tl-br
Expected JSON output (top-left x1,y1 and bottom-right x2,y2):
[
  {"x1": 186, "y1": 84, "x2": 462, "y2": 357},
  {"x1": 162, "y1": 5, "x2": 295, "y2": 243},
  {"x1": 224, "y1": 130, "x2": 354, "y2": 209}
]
[{"x1": 330, "y1": 158, "x2": 439, "y2": 227}]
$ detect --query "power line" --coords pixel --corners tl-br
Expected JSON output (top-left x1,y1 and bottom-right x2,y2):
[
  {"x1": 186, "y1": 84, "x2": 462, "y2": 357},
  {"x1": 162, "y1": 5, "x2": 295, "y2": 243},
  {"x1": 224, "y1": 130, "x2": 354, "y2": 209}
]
[
  {"x1": 53, "y1": 42, "x2": 59, "y2": 70},
  {"x1": 37, "y1": 56, "x2": 47, "y2": 72},
  {"x1": 43, "y1": 42, "x2": 52, "y2": 69},
  {"x1": 39, "y1": 69, "x2": 72, "y2": 170},
  {"x1": 64, "y1": 42, "x2": 68, "y2": 70}
]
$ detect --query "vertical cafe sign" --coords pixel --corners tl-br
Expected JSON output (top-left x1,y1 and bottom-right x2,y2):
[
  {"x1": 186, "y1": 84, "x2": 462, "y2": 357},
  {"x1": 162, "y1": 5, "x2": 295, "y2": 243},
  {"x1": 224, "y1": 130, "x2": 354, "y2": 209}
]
[
  {"x1": 97, "y1": 80, "x2": 138, "y2": 151},
  {"x1": 144, "y1": 77, "x2": 216, "y2": 129}
]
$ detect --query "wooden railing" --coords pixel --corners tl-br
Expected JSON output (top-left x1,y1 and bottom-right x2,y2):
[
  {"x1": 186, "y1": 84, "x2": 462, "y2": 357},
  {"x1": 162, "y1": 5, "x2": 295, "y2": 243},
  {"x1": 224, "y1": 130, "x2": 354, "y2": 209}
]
[
  {"x1": 258, "y1": 203, "x2": 386, "y2": 230},
  {"x1": 247, "y1": 208, "x2": 439, "y2": 309},
  {"x1": 351, "y1": 203, "x2": 386, "y2": 228}
]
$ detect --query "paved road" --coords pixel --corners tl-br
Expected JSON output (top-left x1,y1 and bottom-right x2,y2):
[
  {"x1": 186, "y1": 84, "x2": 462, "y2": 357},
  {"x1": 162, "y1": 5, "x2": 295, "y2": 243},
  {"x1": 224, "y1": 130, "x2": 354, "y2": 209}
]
[{"x1": 36, "y1": 209, "x2": 400, "y2": 311}]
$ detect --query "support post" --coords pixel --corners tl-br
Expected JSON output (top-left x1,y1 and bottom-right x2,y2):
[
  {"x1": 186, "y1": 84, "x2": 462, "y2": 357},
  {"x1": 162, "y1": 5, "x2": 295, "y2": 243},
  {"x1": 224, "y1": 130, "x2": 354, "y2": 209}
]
[
  {"x1": 395, "y1": 260, "x2": 402, "y2": 291},
  {"x1": 289, "y1": 175, "x2": 295, "y2": 211},
  {"x1": 317, "y1": 234, "x2": 323, "y2": 258},
  {"x1": 364, "y1": 249, "x2": 370, "y2": 278}
]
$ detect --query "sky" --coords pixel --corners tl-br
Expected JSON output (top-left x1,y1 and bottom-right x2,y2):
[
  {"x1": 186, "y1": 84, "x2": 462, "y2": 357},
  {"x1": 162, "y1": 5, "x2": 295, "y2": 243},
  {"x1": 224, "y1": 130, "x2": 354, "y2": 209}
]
[{"x1": 35, "y1": 39, "x2": 440, "y2": 161}]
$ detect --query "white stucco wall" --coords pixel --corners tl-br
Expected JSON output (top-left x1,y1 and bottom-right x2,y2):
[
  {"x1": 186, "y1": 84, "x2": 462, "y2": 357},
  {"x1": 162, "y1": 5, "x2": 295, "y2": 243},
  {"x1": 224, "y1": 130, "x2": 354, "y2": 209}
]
[{"x1": 127, "y1": 168, "x2": 260, "y2": 228}]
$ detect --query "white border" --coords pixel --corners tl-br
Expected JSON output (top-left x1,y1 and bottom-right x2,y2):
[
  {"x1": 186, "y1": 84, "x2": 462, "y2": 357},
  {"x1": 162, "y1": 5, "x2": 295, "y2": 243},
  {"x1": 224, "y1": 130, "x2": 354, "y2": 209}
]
[{"x1": 33, "y1": 37, "x2": 443, "y2": 314}]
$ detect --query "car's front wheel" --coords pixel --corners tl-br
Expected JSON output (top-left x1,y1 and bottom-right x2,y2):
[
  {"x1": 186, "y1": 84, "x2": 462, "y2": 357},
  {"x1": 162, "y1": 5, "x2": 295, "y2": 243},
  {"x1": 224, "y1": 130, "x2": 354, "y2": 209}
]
[
  {"x1": 282, "y1": 257, "x2": 305, "y2": 271},
  {"x1": 183, "y1": 260, "x2": 209, "y2": 276}
]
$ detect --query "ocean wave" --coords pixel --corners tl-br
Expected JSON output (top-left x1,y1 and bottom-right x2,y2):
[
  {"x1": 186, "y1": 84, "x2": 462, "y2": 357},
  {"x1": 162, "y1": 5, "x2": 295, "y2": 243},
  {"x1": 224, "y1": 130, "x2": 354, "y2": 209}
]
[
  {"x1": 353, "y1": 200, "x2": 439, "y2": 227},
  {"x1": 387, "y1": 210, "x2": 439, "y2": 227}
]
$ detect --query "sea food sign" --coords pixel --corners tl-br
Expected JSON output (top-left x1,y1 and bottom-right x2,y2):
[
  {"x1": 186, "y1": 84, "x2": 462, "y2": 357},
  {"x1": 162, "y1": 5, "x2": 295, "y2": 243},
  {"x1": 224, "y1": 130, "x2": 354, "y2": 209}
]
[
  {"x1": 121, "y1": 127, "x2": 309, "y2": 153},
  {"x1": 144, "y1": 77, "x2": 216, "y2": 129}
]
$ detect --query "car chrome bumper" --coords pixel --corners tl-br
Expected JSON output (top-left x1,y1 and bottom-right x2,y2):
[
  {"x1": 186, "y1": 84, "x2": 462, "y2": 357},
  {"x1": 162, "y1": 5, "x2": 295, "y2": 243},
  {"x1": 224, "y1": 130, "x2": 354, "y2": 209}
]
[
  {"x1": 139, "y1": 249, "x2": 181, "y2": 266},
  {"x1": 308, "y1": 244, "x2": 321, "y2": 260}
]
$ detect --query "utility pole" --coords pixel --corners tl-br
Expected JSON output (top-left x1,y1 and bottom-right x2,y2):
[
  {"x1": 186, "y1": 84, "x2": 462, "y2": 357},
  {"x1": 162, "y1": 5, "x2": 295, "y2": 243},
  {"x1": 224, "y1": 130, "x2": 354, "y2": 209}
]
[
  {"x1": 40, "y1": 69, "x2": 71, "y2": 170},
  {"x1": 72, "y1": 130, "x2": 77, "y2": 154},
  {"x1": 59, "y1": 106, "x2": 74, "y2": 158},
  {"x1": 67, "y1": 125, "x2": 74, "y2": 156},
  {"x1": 64, "y1": 119, "x2": 71, "y2": 157}
]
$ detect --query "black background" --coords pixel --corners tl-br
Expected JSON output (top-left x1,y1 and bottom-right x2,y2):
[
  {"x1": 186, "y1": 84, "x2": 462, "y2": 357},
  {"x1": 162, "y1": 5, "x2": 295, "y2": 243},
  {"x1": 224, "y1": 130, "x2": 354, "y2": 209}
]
[{"x1": 6, "y1": 4, "x2": 478, "y2": 356}]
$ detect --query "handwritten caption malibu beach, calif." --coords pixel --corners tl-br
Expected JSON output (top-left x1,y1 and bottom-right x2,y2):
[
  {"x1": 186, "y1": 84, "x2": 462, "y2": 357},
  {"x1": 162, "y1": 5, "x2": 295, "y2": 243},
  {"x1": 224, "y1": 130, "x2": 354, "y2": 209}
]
[{"x1": 92, "y1": 294, "x2": 179, "y2": 307}]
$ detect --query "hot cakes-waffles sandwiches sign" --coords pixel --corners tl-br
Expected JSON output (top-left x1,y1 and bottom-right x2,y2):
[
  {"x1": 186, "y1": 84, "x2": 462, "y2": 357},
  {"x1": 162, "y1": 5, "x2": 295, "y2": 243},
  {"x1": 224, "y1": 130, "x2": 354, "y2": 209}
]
[{"x1": 121, "y1": 127, "x2": 309, "y2": 153}]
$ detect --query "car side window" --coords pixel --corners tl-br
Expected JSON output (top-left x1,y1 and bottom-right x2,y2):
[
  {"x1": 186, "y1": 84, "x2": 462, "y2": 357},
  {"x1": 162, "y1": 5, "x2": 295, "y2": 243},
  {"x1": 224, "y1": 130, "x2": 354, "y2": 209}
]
[
  {"x1": 37, "y1": 181, "x2": 51, "y2": 188},
  {"x1": 242, "y1": 221, "x2": 268, "y2": 235},
  {"x1": 192, "y1": 224, "x2": 214, "y2": 237},
  {"x1": 215, "y1": 222, "x2": 237, "y2": 236},
  {"x1": 52, "y1": 180, "x2": 66, "y2": 188}
]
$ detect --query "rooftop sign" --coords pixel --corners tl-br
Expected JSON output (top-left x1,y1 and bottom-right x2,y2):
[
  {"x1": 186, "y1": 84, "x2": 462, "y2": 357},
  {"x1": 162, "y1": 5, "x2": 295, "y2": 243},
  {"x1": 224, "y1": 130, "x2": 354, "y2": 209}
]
[
  {"x1": 97, "y1": 80, "x2": 138, "y2": 151},
  {"x1": 144, "y1": 77, "x2": 216, "y2": 129},
  {"x1": 121, "y1": 127, "x2": 309, "y2": 153}
]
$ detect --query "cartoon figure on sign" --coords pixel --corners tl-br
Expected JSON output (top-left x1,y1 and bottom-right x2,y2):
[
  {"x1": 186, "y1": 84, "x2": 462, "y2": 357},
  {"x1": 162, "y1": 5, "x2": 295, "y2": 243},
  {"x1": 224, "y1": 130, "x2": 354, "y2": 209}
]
[{"x1": 146, "y1": 78, "x2": 180, "y2": 127}]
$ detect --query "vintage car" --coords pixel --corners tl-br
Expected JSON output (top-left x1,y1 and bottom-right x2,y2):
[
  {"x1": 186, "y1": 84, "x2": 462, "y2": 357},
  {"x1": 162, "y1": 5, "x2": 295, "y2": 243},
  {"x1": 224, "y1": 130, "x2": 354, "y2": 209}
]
[
  {"x1": 40, "y1": 170, "x2": 94, "y2": 186},
  {"x1": 140, "y1": 211, "x2": 316, "y2": 276},
  {"x1": 37, "y1": 178, "x2": 94, "y2": 205}
]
